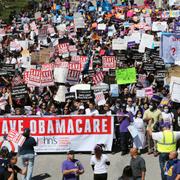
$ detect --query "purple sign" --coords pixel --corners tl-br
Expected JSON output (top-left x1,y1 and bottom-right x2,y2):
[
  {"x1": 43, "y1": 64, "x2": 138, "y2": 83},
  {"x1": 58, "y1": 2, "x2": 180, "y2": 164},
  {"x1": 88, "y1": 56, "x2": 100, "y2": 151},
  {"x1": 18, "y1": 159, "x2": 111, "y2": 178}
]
[
  {"x1": 174, "y1": 22, "x2": 180, "y2": 33},
  {"x1": 128, "y1": 41, "x2": 136, "y2": 48}
]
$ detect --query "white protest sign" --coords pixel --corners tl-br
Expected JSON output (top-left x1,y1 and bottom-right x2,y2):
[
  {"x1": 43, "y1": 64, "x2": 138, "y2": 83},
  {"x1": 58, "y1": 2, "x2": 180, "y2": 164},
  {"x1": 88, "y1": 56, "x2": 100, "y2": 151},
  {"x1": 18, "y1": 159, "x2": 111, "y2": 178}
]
[
  {"x1": 110, "y1": 84, "x2": 119, "y2": 97},
  {"x1": 170, "y1": 76, "x2": 180, "y2": 93},
  {"x1": 139, "y1": 33, "x2": 154, "y2": 53},
  {"x1": 136, "y1": 89, "x2": 145, "y2": 98},
  {"x1": 128, "y1": 125, "x2": 138, "y2": 138},
  {"x1": 7, "y1": 129, "x2": 26, "y2": 147},
  {"x1": 152, "y1": 22, "x2": 168, "y2": 32},
  {"x1": 56, "y1": 24, "x2": 66, "y2": 32},
  {"x1": 54, "y1": 86, "x2": 68, "y2": 102},
  {"x1": 98, "y1": 23, "x2": 106, "y2": 30},
  {"x1": 54, "y1": 67, "x2": 68, "y2": 83},
  {"x1": 112, "y1": 38, "x2": 127, "y2": 50},
  {"x1": 171, "y1": 82, "x2": 180, "y2": 103},
  {"x1": 18, "y1": 40, "x2": 29, "y2": 50},
  {"x1": 95, "y1": 92, "x2": 106, "y2": 106},
  {"x1": 35, "y1": 11, "x2": 41, "y2": 19}
]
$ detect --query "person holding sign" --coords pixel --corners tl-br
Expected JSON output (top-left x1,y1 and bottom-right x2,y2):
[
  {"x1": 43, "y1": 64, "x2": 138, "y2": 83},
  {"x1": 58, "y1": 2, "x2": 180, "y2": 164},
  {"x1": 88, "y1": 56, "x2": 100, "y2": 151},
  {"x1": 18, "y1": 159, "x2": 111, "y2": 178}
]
[{"x1": 19, "y1": 128, "x2": 37, "y2": 180}]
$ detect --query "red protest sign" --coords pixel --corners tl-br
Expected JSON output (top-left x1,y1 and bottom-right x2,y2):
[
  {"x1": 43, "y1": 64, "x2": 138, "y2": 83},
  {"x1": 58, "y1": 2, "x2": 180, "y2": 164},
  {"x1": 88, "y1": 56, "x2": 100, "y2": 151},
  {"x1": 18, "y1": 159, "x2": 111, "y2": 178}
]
[
  {"x1": 102, "y1": 56, "x2": 116, "y2": 71},
  {"x1": 7, "y1": 129, "x2": 26, "y2": 147}
]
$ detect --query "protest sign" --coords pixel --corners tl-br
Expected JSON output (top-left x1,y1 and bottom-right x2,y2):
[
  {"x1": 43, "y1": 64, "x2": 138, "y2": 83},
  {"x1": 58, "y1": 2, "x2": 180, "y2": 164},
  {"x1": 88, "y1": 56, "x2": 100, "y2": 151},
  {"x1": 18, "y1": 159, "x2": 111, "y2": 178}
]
[
  {"x1": 41, "y1": 70, "x2": 54, "y2": 87},
  {"x1": 7, "y1": 130, "x2": 26, "y2": 147},
  {"x1": 139, "y1": 34, "x2": 154, "y2": 53},
  {"x1": 93, "y1": 72, "x2": 104, "y2": 85},
  {"x1": 65, "y1": 92, "x2": 76, "y2": 101},
  {"x1": 95, "y1": 92, "x2": 106, "y2": 106},
  {"x1": 116, "y1": 67, "x2": 137, "y2": 85},
  {"x1": 112, "y1": 38, "x2": 127, "y2": 50},
  {"x1": 102, "y1": 56, "x2": 116, "y2": 71},
  {"x1": 92, "y1": 83, "x2": 109, "y2": 93},
  {"x1": 74, "y1": 13, "x2": 85, "y2": 29},
  {"x1": 155, "y1": 70, "x2": 167, "y2": 82},
  {"x1": 54, "y1": 86, "x2": 67, "y2": 102},
  {"x1": 28, "y1": 69, "x2": 41, "y2": 86},
  {"x1": 98, "y1": 23, "x2": 106, "y2": 30},
  {"x1": 54, "y1": 67, "x2": 68, "y2": 83},
  {"x1": 1, "y1": 64, "x2": 15, "y2": 76},
  {"x1": 170, "y1": 76, "x2": 180, "y2": 94},
  {"x1": 11, "y1": 85, "x2": 28, "y2": 99},
  {"x1": 136, "y1": 89, "x2": 145, "y2": 98},
  {"x1": 152, "y1": 22, "x2": 168, "y2": 32},
  {"x1": 68, "y1": 62, "x2": 81, "y2": 71},
  {"x1": 0, "y1": 116, "x2": 113, "y2": 152},
  {"x1": 110, "y1": 84, "x2": 119, "y2": 97},
  {"x1": 160, "y1": 33, "x2": 180, "y2": 65},
  {"x1": 35, "y1": 11, "x2": 41, "y2": 19},
  {"x1": 66, "y1": 70, "x2": 81, "y2": 83},
  {"x1": 10, "y1": 41, "x2": 21, "y2": 51},
  {"x1": 171, "y1": 82, "x2": 180, "y2": 103},
  {"x1": 77, "y1": 90, "x2": 94, "y2": 100},
  {"x1": 174, "y1": 22, "x2": 180, "y2": 33},
  {"x1": 128, "y1": 125, "x2": 138, "y2": 138},
  {"x1": 143, "y1": 63, "x2": 155, "y2": 71},
  {"x1": 145, "y1": 87, "x2": 153, "y2": 97}
]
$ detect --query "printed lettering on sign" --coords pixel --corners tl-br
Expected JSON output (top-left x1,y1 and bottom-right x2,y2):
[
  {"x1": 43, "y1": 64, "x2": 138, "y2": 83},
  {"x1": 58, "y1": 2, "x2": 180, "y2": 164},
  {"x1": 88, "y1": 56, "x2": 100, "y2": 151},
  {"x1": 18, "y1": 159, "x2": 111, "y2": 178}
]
[
  {"x1": 102, "y1": 56, "x2": 116, "y2": 71},
  {"x1": 0, "y1": 116, "x2": 114, "y2": 152}
]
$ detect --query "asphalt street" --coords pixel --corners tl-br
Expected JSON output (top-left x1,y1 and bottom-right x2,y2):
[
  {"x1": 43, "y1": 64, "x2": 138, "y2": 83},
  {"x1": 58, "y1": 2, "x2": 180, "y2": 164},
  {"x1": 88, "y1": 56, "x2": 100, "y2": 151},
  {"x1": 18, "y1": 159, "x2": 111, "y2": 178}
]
[{"x1": 17, "y1": 152, "x2": 161, "y2": 180}]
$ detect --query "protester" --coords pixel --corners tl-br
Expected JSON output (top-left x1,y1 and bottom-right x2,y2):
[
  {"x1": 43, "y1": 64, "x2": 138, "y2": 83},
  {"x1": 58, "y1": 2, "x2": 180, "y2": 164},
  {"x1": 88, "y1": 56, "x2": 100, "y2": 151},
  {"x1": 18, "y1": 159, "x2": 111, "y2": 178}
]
[
  {"x1": 90, "y1": 144, "x2": 110, "y2": 180},
  {"x1": 19, "y1": 128, "x2": 37, "y2": 180},
  {"x1": 164, "y1": 151, "x2": 180, "y2": 180},
  {"x1": 130, "y1": 148, "x2": 146, "y2": 180},
  {"x1": 0, "y1": 0, "x2": 179, "y2": 179},
  {"x1": 133, "y1": 110, "x2": 146, "y2": 151},
  {"x1": 118, "y1": 165, "x2": 133, "y2": 180},
  {"x1": 62, "y1": 150, "x2": 84, "y2": 180},
  {"x1": 6, "y1": 152, "x2": 27, "y2": 180},
  {"x1": 148, "y1": 122, "x2": 180, "y2": 180}
]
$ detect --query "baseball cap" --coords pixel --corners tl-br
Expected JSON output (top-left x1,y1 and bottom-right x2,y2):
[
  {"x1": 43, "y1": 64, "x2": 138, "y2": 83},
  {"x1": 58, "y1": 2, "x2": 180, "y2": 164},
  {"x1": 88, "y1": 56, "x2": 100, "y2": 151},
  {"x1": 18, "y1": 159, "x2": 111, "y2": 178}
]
[{"x1": 67, "y1": 150, "x2": 75, "y2": 155}]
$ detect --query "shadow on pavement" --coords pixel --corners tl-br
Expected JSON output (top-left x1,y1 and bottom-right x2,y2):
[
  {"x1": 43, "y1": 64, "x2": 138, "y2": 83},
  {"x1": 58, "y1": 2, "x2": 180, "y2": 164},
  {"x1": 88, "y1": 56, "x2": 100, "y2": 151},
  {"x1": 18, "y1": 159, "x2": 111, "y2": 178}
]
[{"x1": 32, "y1": 173, "x2": 51, "y2": 180}]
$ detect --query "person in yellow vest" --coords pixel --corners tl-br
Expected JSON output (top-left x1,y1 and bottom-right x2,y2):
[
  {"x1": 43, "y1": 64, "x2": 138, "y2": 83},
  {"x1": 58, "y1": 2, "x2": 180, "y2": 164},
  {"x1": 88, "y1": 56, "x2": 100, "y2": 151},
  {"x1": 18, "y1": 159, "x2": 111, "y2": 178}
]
[{"x1": 147, "y1": 122, "x2": 180, "y2": 180}]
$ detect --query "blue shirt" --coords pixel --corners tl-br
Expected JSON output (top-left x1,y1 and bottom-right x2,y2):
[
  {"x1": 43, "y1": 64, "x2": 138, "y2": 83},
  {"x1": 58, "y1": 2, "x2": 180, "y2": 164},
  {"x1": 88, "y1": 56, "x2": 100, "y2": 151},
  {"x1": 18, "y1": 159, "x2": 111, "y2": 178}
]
[{"x1": 166, "y1": 159, "x2": 180, "y2": 180}]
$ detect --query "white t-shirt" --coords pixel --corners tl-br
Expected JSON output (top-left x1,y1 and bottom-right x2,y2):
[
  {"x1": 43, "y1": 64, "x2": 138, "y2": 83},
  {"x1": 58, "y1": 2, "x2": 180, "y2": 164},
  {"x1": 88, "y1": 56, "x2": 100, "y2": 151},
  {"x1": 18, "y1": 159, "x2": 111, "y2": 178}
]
[
  {"x1": 85, "y1": 108, "x2": 99, "y2": 116},
  {"x1": 152, "y1": 130, "x2": 180, "y2": 142},
  {"x1": 161, "y1": 112, "x2": 174, "y2": 124},
  {"x1": 90, "y1": 154, "x2": 109, "y2": 174}
]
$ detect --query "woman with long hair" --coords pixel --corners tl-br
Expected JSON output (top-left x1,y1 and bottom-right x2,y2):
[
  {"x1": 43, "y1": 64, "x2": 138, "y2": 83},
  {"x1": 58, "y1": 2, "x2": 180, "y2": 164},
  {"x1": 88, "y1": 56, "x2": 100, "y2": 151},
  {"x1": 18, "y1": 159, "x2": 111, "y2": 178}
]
[{"x1": 90, "y1": 144, "x2": 110, "y2": 180}]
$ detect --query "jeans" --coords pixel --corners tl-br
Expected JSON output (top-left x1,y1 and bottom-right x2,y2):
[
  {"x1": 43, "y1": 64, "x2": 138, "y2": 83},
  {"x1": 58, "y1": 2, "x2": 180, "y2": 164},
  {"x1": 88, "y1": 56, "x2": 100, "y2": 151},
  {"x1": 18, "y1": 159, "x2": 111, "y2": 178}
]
[
  {"x1": 20, "y1": 154, "x2": 35, "y2": 180},
  {"x1": 159, "y1": 153, "x2": 169, "y2": 180}
]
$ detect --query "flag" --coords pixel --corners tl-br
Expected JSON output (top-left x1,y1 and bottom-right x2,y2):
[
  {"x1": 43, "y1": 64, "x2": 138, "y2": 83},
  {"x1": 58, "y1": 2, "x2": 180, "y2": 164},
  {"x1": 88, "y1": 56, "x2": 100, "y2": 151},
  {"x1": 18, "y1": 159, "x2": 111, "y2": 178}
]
[{"x1": 93, "y1": 72, "x2": 104, "y2": 85}]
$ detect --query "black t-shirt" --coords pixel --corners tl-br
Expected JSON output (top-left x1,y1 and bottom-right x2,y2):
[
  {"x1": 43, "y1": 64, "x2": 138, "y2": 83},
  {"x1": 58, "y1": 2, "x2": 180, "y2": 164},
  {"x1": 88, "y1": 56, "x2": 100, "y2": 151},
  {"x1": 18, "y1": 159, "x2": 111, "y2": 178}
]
[{"x1": 6, "y1": 165, "x2": 21, "y2": 180}]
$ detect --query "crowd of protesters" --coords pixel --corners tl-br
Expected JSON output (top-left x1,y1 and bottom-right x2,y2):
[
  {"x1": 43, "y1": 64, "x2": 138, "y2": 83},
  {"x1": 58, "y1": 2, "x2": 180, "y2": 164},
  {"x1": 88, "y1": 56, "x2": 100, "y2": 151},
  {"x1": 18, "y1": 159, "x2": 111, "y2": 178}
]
[{"x1": 0, "y1": 0, "x2": 179, "y2": 179}]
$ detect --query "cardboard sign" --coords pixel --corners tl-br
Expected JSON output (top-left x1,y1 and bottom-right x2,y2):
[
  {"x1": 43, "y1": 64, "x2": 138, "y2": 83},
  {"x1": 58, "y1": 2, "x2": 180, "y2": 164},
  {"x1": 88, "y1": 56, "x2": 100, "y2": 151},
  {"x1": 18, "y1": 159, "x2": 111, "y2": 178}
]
[
  {"x1": 116, "y1": 67, "x2": 137, "y2": 85},
  {"x1": 102, "y1": 56, "x2": 116, "y2": 71},
  {"x1": 7, "y1": 130, "x2": 26, "y2": 147},
  {"x1": 77, "y1": 90, "x2": 93, "y2": 100}
]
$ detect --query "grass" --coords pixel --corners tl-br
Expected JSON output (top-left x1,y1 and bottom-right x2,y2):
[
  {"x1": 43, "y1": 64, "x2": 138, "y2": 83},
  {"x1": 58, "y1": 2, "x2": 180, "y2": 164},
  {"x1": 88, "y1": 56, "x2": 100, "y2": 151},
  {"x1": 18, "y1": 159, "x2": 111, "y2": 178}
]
[{"x1": 0, "y1": 0, "x2": 40, "y2": 22}]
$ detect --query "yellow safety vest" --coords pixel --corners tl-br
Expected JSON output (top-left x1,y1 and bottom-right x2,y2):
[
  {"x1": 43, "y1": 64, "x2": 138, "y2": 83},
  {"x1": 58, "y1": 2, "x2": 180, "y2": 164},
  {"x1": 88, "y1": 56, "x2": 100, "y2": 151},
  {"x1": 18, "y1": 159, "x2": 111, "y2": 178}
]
[{"x1": 157, "y1": 130, "x2": 176, "y2": 153}]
